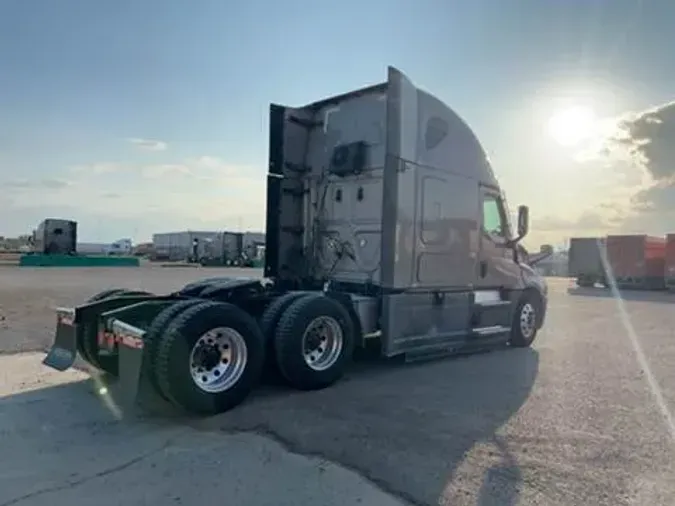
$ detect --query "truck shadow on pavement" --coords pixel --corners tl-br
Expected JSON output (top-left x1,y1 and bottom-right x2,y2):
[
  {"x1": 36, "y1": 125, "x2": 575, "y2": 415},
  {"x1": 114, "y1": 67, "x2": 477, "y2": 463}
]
[
  {"x1": 567, "y1": 286, "x2": 675, "y2": 304},
  {"x1": 2, "y1": 347, "x2": 539, "y2": 506},
  {"x1": 201, "y1": 346, "x2": 540, "y2": 506}
]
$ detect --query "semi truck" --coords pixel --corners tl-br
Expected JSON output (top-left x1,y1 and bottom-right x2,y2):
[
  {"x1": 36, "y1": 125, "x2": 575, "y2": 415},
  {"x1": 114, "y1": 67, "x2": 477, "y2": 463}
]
[
  {"x1": 568, "y1": 237, "x2": 608, "y2": 287},
  {"x1": 606, "y1": 234, "x2": 666, "y2": 290},
  {"x1": 32, "y1": 219, "x2": 77, "y2": 255},
  {"x1": 198, "y1": 232, "x2": 245, "y2": 266},
  {"x1": 152, "y1": 231, "x2": 222, "y2": 262},
  {"x1": 42, "y1": 67, "x2": 549, "y2": 416},
  {"x1": 666, "y1": 234, "x2": 675, "y2": 291}
]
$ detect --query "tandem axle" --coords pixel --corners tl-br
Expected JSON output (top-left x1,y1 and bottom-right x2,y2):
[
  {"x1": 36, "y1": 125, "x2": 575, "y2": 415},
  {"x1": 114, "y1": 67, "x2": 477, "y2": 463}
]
[{"x1": 43, "y1": 277, "x2": 545, "y2": 416}]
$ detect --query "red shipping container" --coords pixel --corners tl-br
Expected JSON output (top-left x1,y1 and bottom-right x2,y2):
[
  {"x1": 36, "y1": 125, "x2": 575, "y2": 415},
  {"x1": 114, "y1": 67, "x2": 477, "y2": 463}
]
[
  {"x1": 665, "y1": 234, "x2": 675, "y2": 289},
  {"x1": 606, "y1": 234, "x2": 666, "y2": 289}
]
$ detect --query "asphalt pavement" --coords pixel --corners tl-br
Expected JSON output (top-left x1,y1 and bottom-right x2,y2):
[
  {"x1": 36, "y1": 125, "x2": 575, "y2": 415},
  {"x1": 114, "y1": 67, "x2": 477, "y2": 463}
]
[{"x1": 2, "y1": 278, "x2": 675, "y2": 505}]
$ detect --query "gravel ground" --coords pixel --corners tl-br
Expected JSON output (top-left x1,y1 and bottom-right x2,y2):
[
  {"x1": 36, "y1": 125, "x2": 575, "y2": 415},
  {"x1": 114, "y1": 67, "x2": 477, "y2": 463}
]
[
  {"x1": 1, "y1": 269, "x2": 675, "y2": 505},
  {"x1": 0, "y1": 265, "x2": 263, "y2": 354}
]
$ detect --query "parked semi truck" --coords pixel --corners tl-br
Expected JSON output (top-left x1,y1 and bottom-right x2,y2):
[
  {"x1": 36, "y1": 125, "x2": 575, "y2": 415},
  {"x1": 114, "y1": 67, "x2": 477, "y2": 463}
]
[
  {"x1": 197, "y1": 232, "x2": 245, "y2": 266},
  {"x1": 568, "y1": 237, "x2": 607, "y2": 287},
  {"x1": 42, "y1": 67, "x2": 548, "y2": 416},
  {"x1": 666, "y1": 234, "x2": 675, "y2": 291},
  {"x1": 32, "y1": 219, "x2": 77, "y2": 255},
  {"x1": 606, "y1": 234, "x2": 667, "y2": 290}
]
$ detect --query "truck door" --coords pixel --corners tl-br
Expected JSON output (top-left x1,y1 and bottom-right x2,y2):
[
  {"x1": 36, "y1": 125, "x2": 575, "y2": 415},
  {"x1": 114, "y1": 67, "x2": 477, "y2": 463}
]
[{"x1": 476, "y1": 187, "x2": 521, "y2": 289}]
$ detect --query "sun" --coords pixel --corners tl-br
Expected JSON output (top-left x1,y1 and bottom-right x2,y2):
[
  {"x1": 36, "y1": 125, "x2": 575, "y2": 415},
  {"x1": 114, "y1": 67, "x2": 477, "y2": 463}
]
[{"x1": 547, "y1": 105, "x2": 597, "y2": 147}]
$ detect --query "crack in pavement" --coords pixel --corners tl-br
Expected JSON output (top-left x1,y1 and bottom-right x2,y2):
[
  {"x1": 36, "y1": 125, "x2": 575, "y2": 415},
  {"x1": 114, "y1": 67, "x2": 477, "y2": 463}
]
[{"x1": 0, "y1": 431, "x2": 185, "y2": 506}]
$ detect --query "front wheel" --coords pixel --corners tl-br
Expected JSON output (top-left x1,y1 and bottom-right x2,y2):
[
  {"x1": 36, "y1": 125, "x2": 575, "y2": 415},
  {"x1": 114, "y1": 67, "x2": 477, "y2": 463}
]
[{"x1": 510, "y1": 293, "x2": 540, "y2": 348}]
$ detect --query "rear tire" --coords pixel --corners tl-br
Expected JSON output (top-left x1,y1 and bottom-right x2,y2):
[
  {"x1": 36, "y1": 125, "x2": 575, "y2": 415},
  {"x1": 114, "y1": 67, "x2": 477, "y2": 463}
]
[
  {"x1": 144, "y1": 299, "x2": 207, "y2": 400},
  {"x1": 576, "y1": 276, "x2": 594, "y2": 288},
  {"x1": 259, "y1": 292, "x2": 310, "y2": 380},
  {"x1": 509, "y1": 292, "x2": 540, "y2": 348},
  {"x1": 155, "y1": 302, "x2": 265, "y2": 415},
  {"x1": 274, "y1": 294, "x2": 355, "y2": 391},
  {"x1": 88, "y1": 288, "x2": 126, "y2": 303}
]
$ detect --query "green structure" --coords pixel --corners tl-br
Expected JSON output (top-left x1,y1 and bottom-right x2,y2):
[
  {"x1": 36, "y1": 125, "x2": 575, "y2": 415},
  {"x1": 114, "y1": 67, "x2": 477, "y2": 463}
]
[{"x1": 19, "y1": 254, "x2": 140, "y2": 267}]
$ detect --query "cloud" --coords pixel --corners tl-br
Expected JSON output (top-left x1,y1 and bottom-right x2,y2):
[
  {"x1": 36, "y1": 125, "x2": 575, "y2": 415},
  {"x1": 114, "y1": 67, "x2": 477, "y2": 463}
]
[
  {"x1": 603, "y1": 101, "x2": 675, "y2": 230},
  {"x1": 71, "y1": 155, "x2": 265, "y2": 194},
  {"x1": 70, "y1": 162, "x2": 125, "y2": 174},
  {"x1": 140, "y1": 163, "x2": 193, "y2": 178},
  {"x1": 611, "y1": 101, "x2": 675, "y2": 183},
  {"x1": 6, "y1": 155, "x2": 267, "y2": 241},
  {"x1": 553, "y1": 100, "x2": 675, "y2": 239},
  {"x1": 127, "y1": 138, "x2": 168, "y2": 152},
  {"x1": 534, "y1": 211, "x2": 615, "y2": 233},
  {"x1": 2, "y1": 178, "x2": 72, "y2": 189},
  {"x1": 70, "y1": 155, "x2": 258, "y2": 182}
]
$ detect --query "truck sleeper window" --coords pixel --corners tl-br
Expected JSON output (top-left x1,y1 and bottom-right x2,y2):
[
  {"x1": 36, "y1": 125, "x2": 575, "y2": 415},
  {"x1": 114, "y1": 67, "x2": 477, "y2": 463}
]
[{"x1": 482, "y1": 196, "x2": 505, "y2": 237}]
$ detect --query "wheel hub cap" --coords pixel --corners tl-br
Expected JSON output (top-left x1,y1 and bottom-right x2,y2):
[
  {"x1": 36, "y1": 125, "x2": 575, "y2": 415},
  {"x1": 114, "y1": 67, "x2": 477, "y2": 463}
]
[
  {"x1": 192, "y1": 342, "x2": 221, "y2": 371},
  {"x1": 189, "y1": 327, "x2": 248, "y2": 393},
  {"x1": 520, "y1": 303, "x2": 536, "y2": 338},
  {"x1": 302, "y1": 316, "x2": 344, "y2": 372}
]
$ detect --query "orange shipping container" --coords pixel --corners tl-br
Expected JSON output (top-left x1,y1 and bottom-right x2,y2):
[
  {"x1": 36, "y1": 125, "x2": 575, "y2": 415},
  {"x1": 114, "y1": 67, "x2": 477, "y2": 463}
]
[
  {"x1": 665, "y1": 234, "x2": 675, "y2": 290},
  {"x1": 606, "y1": 234, "x2": 666, "y2": 290}
]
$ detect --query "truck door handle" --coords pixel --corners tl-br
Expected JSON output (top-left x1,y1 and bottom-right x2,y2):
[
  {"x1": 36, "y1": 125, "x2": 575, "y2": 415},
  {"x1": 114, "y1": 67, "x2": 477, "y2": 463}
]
[{"x1": 479, "y1": 260, "x2": 488, "y2": 278}]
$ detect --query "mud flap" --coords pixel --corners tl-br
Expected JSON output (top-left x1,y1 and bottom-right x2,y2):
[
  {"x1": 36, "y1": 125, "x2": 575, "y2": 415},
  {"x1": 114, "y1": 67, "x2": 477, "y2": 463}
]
[
  {"x1": 106, "y1": 320, "x2": 176, "y2": 415},
  {"x1": 43, "y1": 308, "x2": 78, "y2": 371},
  {"x1": 43, "y1": 299, "x2": 179, "y2": 415},
  {"x1": 108, "y1": 319, "x2": 146, "y2": 407}
]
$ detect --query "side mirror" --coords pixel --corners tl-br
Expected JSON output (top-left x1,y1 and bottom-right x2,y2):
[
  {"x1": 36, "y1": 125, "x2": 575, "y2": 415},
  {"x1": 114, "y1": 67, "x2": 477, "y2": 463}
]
[{"x1": 517, "y1": 205, "x2": 529, "y2": 239}]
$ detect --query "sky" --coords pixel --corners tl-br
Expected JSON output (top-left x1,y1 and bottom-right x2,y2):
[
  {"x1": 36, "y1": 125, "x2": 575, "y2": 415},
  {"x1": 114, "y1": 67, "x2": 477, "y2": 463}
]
[{"x1": 1, "y1": 0, "x2": 674, "y2": 248}]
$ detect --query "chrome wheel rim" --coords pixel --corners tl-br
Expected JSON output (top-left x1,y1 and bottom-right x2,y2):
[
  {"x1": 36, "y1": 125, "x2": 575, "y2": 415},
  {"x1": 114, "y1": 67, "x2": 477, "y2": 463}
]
[
  {"x1": 519, "y1": 303, "x2": 536, "y2": 339},
  {"x1": 189, "y1": 327, "x2": 247, "y2": 393},
  {"x1": 302, "y1": 316, "x2": 343, "y2": 371}
]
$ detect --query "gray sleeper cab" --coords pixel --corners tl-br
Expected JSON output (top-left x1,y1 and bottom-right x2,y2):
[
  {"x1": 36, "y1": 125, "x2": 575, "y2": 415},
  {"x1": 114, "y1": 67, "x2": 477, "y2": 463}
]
[{"x1": 264, "y1": 66, "x2": 548, "y2": 360}]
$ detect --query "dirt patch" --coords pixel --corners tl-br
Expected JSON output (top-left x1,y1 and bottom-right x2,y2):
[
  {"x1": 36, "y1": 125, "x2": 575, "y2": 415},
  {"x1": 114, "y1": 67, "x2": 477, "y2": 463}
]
[{"x1": 0, "y1": 266, "x2": 263, "y2": 354}]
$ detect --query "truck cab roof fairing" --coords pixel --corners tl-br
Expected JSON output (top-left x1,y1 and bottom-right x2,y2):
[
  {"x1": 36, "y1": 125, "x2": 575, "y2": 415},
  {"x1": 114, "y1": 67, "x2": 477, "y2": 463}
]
[{"x1": 386, "y1": 66, "x2": 499, "y2": 188}]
